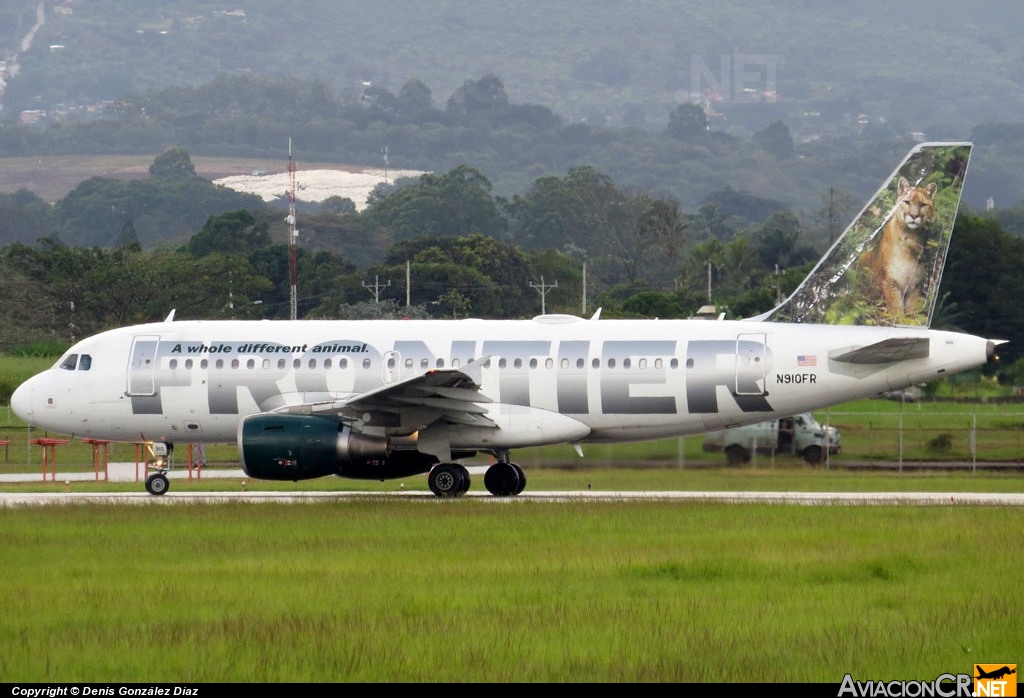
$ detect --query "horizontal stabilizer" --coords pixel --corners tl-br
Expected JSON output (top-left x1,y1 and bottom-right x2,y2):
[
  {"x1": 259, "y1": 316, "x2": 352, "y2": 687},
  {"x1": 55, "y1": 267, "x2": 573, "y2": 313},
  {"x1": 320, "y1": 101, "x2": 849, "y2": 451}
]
[{"x1": 829, "y1": 337, "x2": 930, "y2": 364}]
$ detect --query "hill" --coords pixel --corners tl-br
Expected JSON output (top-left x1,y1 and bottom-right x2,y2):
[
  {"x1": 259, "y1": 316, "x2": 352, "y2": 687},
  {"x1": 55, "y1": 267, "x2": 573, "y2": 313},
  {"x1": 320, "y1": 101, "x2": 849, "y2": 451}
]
[
  {"x1": 3, "y1": 0, "x2": 1024, "y2": 139},
  {"x1": 0, "y1": 155, "x2": 422, "y2": 208}
]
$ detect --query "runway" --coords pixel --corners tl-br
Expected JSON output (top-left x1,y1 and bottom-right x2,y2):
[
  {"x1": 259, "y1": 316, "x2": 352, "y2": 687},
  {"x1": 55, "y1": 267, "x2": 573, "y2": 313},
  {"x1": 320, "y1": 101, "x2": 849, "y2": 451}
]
[
  {"x1": 3, "y1": 465, "x2": 1023, "y2": 507},
  {"x1": 2, "y1": 489, "x2": 1023, "y2": 507}
]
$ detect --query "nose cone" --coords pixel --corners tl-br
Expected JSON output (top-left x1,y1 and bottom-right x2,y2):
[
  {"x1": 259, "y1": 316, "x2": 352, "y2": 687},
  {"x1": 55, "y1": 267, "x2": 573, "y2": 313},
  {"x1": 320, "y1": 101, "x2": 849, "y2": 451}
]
[{"x1": 10, "y1": 380, "x2": 34, "y2": 424}]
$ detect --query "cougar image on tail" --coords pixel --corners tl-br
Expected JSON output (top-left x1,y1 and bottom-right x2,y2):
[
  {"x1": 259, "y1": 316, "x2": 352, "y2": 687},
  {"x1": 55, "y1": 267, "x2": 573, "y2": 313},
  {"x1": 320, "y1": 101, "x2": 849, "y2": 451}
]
[{"x1": 864, "y1": 177, "x2": 937, "y2": 323}]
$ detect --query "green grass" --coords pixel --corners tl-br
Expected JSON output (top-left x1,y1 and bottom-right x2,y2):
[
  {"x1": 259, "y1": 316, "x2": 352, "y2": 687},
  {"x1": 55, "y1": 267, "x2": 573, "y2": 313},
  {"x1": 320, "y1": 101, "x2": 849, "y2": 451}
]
[{"x1": 0, "y1": 501, "x2": 1018, "y2": 682}]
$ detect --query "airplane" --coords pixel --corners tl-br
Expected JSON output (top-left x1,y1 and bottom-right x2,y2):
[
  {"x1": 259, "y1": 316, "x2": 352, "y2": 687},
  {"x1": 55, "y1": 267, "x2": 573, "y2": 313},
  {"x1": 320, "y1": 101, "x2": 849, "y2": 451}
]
[
  {"x1": 975, "y1": 666, "x2": 1016, "y2": 681},
  {"x1": 10, "y1": 142, "x2": 1003, "y2": 497}
]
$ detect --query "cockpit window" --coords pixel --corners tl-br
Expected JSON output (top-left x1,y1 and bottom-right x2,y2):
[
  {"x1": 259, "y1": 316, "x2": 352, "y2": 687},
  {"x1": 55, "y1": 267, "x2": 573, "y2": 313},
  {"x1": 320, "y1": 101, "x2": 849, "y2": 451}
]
[
  {"x1": 78, "y1": 354, "x2": 92, "y2": 371},
  {"x1": 59, "y1": 354, "x2": 78, "y2": 370}
]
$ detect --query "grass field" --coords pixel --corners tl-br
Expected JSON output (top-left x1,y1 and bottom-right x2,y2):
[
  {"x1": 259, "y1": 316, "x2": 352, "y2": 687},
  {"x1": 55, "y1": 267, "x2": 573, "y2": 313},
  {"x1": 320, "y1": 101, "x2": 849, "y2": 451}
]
[{"x1": 0, "y1": 499, "x2": 1019, "y2": 682}]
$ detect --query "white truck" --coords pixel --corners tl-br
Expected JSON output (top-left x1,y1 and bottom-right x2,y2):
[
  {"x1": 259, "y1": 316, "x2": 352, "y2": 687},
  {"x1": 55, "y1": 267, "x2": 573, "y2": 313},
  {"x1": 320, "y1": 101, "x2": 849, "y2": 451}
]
[{"x1": 702, "y1": 413, "x2": 841, "y2": 465}]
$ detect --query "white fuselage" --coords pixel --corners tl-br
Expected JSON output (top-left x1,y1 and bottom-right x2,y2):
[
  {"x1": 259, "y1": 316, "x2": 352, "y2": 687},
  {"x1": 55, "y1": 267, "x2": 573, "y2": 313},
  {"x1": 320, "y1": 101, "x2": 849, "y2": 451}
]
[{"x1": 11, "y1": 316, "x2": 992, "y2": 450}]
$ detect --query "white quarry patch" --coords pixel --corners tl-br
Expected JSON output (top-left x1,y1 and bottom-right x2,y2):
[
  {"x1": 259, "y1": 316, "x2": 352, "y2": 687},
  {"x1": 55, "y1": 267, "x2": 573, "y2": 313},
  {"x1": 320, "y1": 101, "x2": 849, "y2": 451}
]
[{"x1": 213, "y1": 167, "x2": 428, "y2": 211}]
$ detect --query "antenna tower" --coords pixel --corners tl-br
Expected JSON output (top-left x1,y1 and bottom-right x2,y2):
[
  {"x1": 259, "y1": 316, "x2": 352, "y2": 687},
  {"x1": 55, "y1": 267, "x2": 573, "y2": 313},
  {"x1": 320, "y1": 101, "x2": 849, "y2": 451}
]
[{"x1": 287, "y1": 138, "x2": 298, "y2": 321}]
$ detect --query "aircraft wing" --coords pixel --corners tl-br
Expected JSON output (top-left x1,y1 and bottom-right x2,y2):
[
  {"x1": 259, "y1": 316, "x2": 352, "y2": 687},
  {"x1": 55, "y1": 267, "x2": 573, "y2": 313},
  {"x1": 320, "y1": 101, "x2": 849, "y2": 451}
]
[
  {"x1": 270, "y1": 365, "x2": 497, "y2": 429},
  {"x1": 828, "y1": 337, "x2": 930, "y2": 364}
]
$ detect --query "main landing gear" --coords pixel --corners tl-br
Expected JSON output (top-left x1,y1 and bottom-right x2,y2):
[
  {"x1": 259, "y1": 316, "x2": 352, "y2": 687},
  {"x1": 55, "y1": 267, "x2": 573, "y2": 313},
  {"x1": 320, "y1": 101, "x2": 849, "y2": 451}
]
[{"x1": 427, "y1": 454, "x2": 527, "y2": 498}]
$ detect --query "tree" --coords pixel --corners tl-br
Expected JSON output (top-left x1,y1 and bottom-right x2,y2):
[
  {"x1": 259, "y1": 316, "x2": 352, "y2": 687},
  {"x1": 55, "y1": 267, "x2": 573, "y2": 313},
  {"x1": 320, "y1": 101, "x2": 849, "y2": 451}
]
[
  {"x1": 149, "y1": 147, "x2": 196, "y2": 179},
  {"x1": 114, "y1": 219, "x2": 140, "y2": 248},
  {"x1": 188, "y1": 210, "x2": 271, "y2": 258},
  {"x1": 666, "y1": 103, "x2": 708, "y2": 139},
  {"x1": 385, "y1": 233, "x2": 533, "y2": 317},
  {"x1": 445, "y1": 74, "x2": 509, "y2": 122},
  {"x1": 362, "y1": 165, "x2": 506, "y2": 242},
  {"x1": 945, "y1": 213, "x2": 1024, "y2": 366},
  {"x1": 754, "y1": 120, "x2": 795, "y2": 159},
  {"x1": 320, "y1": 196, "x2": 357, "y2": 216},
  {"x1": 0, "y1": 189, "x2": 57, "y2": 246},
  {"x1": 396, "y1": 79, "x2": 439, "y2": 123}
]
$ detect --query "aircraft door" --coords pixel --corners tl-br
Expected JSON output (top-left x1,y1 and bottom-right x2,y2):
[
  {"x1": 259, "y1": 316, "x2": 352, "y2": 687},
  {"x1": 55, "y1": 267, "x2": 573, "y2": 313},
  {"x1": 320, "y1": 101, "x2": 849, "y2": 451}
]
[
  {"x1": 127, "y1": 335, "x2": 160, "y2": 396},
  {"x1": 734, "y1": 333, "x2": 767, "y2": 397},
  {"x1": 382, "y1": 351, "x2": 399, "y2": 384}
]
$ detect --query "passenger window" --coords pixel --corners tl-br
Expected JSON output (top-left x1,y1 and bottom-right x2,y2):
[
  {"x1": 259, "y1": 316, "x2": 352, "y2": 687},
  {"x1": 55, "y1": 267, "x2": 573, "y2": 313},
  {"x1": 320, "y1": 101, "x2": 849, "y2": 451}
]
[
  {"x1": 201, "y1": 359, "x2": 208, "y2": 370},
  {"x1": 293, "y1": 359, "x2": 301, "y2": 369},
  {"x1": 362, "y1": 358, "x2": 371, "y2": 369},
  {"x1": 545, "y1": 358, "x2": 553, "y2": 369},
  {"x1": 262, "y1": 359, "x2": 271, "y2": 369},
  {"x1": 420, "y1": 358, "x2": 429, "y2": 369},
  {"x1": 78, "y1": 354, "x2": 92, "y2": 371},
  {"x1": 561, "y1": 358, "x2": 569, "y2": 369},
  {"x1": 324, "y1": 359, "x2": 332, "y2": 369},
  {"x1": 169, "y1": 359, "x2": 178, "y2": 370},
  {"x1": 216, "y1": 359, "x2": 224, "y2": 369},
  {"x1": 231, "y1": 359, "x2": 239, "y2": 369},
  {"x1": 514, "y1": 358, "x2": 523, "y2": 369},
  {"x1": 59, "y1": 354, "x2": 78, "y2": 371},
  {"x1": 185, "y1": 359, "x2": 194, "y2": 369},
  {"x1": 577, "y1": 358, "x2": 584, "y2": 369},
  {"x1": 340, "y1": 358, "x2": 348, "y2": 369},
  {"x1": 655, "y1": 358, "x2": 663, "y2": 369},
  {"x1": 592, "y1": 358, "x2": 600, "y2": 369},
  {"x1": 608, "y1": 358, "x2": 616, "y2": 369},
  {"x1": 639, "y1": 358, "x2": 647, "y2": 369},
  {"x1": 247, "y1": 359, "x2": 255, "y2": 369},
  {"x1": 405, "y1": 358, "x2": 413, "y2": 369},
  {"x1": 529, "y1": 358, "x2": 538, "y2": 369},
  {"x1": 277, "y1": 358, "x2": 285, "y2": 369},
  {"x1": 499, "y1": 358, "x2": 507, "y2": 369},
  {"x1": 623, "y1": 358, "x2": 631, "y2": 369},
  {"x1": 308, "y1": 359, "x2": 317, "y2": 369}
]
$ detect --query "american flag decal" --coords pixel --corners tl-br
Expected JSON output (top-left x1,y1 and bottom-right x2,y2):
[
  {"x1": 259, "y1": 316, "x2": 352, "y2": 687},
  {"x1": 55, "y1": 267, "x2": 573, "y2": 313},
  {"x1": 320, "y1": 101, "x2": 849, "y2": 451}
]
[{"x1": 797, "y1": 355, "x2": 817, "y2": 366}]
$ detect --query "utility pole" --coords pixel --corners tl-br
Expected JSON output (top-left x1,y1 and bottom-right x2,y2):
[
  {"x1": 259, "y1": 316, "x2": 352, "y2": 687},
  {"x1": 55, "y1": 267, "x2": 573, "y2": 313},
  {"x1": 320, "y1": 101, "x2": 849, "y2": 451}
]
[
  {"x1": 581, "y1": 262, "x2": 587, "y2": 315},
  {"x1": 530, "y1": 276, "x2": 558, "y2": 315},
  {"x1": 363, "y1": 275, "x2": 391, "y2": 303},
  {"x1": 287, "y1": 138, "x2": 299, "y2": 321}
]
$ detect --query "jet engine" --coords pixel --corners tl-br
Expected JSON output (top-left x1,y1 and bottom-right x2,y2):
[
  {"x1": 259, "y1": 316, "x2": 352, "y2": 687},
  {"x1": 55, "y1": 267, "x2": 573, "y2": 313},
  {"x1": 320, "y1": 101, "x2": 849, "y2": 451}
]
[{"x1": 238, "y1": 413, "x2": 436, "y2": 481}]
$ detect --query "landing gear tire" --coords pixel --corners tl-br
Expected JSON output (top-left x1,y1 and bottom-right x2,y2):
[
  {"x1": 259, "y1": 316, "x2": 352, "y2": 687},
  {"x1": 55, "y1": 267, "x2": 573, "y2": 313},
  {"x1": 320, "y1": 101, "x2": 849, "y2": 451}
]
[
  {"x1": 484, "y1": 461, "x2": 522, "y2": 497},
  {"x1": 429, "y1": 463, "x2": 470, "y2": 497},
  {"x1": 145, "y1": 472, "x2": 170, "y2": 496},
  {"x1": 511, "y1": 462, "x2": 526, "y2": 494}
]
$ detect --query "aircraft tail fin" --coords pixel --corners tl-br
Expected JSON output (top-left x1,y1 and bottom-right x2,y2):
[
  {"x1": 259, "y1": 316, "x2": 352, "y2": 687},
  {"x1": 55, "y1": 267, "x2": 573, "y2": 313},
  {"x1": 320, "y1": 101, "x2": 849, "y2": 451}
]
[{"x1": 757, "y1": 142, "x2": 972, "y2": 328}]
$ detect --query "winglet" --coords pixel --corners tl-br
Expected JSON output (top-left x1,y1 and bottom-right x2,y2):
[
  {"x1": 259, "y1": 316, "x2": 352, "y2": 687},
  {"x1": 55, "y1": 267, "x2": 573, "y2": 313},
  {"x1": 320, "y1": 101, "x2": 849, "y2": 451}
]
[
  {"x1": 758, "y1": 142, "x2": 972, "y2": 328},
  {"x1": 164, "y1": 309, "x2": 176, "y2": 322}
]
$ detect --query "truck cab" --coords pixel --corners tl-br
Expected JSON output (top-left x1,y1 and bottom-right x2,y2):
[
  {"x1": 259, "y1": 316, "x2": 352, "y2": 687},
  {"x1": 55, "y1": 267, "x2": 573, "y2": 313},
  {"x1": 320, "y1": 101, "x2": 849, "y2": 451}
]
[{"x1": 702, "y1": 413, "x2": 841, "y2": 465}]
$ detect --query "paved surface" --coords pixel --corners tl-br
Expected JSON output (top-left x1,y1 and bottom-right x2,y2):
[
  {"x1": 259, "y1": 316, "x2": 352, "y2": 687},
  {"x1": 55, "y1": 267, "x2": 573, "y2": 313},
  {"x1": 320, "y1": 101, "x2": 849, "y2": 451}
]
[
  {"x1": 2, "y1": 488, "x2": 1023, "y2": 507},
  {"x1": 0, "y1": 467, "x2": 248, "y2": 483}
]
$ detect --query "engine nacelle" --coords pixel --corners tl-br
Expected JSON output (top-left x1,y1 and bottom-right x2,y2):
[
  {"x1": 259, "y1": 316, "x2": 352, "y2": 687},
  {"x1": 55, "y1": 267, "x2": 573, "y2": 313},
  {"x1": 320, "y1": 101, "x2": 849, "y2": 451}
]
[{"x1": 238, "y1": 413, "x2": 436, "y2": 481}]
